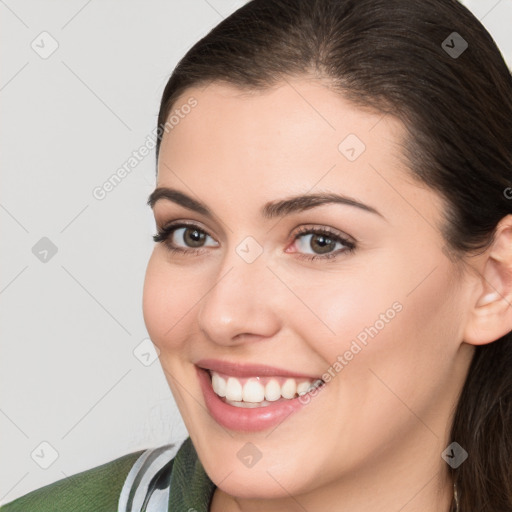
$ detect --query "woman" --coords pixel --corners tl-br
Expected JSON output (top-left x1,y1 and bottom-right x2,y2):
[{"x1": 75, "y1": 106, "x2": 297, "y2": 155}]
[{"x1": 2, "y1": 0, "x2": 511, "y2": 510}]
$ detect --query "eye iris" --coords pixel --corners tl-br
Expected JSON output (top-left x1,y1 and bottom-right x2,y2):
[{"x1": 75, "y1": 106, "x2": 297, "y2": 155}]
[
  {"x1": 311, "y1": 234, "x2": 335, "y2": 254},
  {"x1": 184, "y1": 227, "x2": 206, "y2": 247}
]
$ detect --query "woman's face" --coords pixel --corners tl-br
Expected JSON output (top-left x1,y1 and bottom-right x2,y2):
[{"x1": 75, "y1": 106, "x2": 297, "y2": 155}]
[{"x1": 143, "y1": 78, "x2": 474, "y2": 503}]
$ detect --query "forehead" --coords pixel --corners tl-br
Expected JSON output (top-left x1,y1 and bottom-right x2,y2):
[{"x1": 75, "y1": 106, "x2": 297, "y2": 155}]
[
  {"x1": 156, "y1": 79, "x2": 442, "y2": 226},
  {"x1": 161, "y1": 78, "x2": 406, "y2": 157}
]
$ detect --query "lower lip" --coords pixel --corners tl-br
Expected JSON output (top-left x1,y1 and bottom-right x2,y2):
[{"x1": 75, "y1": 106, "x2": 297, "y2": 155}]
[{"x1": 196, "y1": 366, "x2": 323, "y2": 432}]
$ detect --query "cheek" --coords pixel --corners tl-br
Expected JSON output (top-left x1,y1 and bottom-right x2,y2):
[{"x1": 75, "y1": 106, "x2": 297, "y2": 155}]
[
  {"x1": 142, "y1": 252, "x2": 203, "y2": 351},
  {"x1": 285, "y1": 267, "x2": 402, "y2": 365},
  {"x1": 287, "y1": 256, "x2": 459, "y2": 401}
]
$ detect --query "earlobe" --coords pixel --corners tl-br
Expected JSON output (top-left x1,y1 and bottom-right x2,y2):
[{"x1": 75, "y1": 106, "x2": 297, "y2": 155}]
[
  {"x1": 475, "y1": 291, "x2": 501, "y2": 307},
  {"x1": 463, "y1": 214, "x2": 512, "y2": 346}
]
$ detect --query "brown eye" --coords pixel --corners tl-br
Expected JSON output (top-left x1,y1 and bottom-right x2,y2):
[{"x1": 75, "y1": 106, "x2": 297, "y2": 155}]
[
  {"x1": 306, "y1": 233, "x2": 337, "y2": 254},
  {"x1": 179, "y1": 227, "x2": 207, "y2": 247},
  {"x1": 153, "y1": 222, "x2": 218, "y2": 253},
  {"x1": 290, "y1": 226, "x2": 356, "y2": 261}
]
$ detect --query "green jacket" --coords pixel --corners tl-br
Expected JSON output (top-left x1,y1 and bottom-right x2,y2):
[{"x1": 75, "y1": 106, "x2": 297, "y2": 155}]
[{"x1": 0, "y1": 437, "x2": 216, "y2": 511}]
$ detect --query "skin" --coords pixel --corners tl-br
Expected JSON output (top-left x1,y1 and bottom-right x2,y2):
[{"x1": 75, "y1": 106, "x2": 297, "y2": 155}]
[{"x1": 142, "y1": 77, "x2": 512, "y2": 511}]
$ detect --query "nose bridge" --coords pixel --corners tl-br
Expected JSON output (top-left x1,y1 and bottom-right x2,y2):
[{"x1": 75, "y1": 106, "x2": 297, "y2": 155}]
[{"x1": 197, "y1": 238, "x2": 280, "y2": 344}]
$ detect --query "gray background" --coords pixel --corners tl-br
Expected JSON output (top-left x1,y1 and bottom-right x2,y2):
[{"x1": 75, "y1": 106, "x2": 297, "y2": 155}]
[{"x1": 1, "y1": 0, "x2": 511, "y2": 503}]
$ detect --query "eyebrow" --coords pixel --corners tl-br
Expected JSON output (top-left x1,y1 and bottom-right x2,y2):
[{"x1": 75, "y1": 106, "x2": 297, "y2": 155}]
[{"x1": 147, "y1": 187, "x2": 385, "y2": 220}]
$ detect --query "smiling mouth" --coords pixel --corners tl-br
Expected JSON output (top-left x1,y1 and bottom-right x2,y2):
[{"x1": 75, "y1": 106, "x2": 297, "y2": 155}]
[{"x1": 207, "y1": 369, "x2": 325, "y2": 408}]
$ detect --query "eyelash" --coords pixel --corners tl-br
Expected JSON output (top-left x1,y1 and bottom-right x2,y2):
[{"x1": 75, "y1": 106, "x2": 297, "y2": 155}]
[{"x1": 152, "y1": 222, "x2": 356, "y2": 261}]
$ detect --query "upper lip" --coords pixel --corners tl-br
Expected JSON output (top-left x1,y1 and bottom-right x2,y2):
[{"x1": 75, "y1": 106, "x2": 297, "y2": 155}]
[{"x1": 195, "y1": 358, "x2": 323, "y2": 380}]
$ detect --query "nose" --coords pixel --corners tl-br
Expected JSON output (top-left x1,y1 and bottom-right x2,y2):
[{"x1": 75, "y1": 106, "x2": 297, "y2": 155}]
[{"x1": 197, "y1": 246, "x2": 281, "y2": 346}]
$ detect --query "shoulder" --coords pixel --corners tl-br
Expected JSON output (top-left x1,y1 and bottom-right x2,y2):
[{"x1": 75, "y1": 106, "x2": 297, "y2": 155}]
[{"x1": 0, "y1": 446, "x2": 161, "y2": 512}]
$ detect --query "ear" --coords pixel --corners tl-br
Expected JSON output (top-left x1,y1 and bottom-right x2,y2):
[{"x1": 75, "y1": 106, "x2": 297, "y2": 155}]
[{"x1": 463, "y1": 214, "x2": 512, "y2": 346}]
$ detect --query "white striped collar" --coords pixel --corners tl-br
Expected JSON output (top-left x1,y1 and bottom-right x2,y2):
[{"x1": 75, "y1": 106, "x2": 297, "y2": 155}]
[{"x1": 118, "y1": 443, "x2": 179, "y2": 512}]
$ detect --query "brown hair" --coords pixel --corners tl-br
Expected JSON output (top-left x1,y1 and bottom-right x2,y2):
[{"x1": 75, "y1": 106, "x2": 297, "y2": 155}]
[{"x1": 155, "y1": 1, "x2": 512, "y2": 509}]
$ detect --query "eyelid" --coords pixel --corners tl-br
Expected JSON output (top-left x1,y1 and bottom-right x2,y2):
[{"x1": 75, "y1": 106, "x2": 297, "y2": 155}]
[
  {"x1": 291, "y1": 224, "x2": 356, "y2": 244},
  {"x1": 153, "y1": 207, "x2": 225, "y2": 240}
]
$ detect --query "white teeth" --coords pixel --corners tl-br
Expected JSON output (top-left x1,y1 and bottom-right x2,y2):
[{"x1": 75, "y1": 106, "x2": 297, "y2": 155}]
[
  {"x1": 226, "y1": 399, "x2": 272, "y2": 408},
  {"x1": 281, "y1": 378, "x2": 296, "y2": 399},
  {"x1": 264, "y1": 379, "x2": 281, "y2": 401},
  {"x1": 210, "y1": 371, "x2": 324, "y2": 404},
  {"x1": 211, "y1": 372, "x2": 226, "y2": 397},
  {"x1": 243, "y1": 379, "x2": 265, "y2": 402},
  {"x1": 297, "y1": 381, "x2": 312, "y2": 396},
  {"x1": 225, "y1": 377, "x2": 243, "y2": 401}
]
